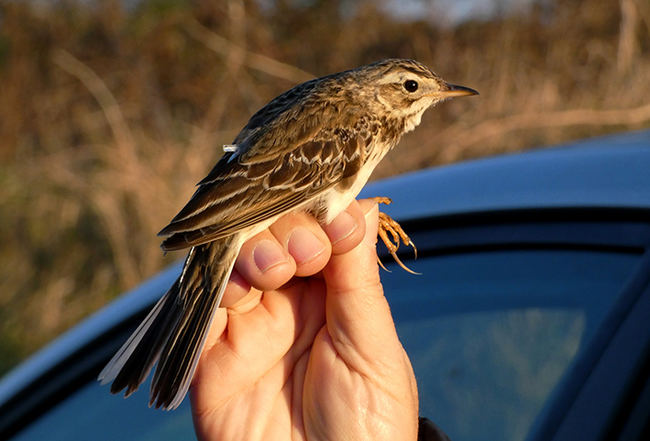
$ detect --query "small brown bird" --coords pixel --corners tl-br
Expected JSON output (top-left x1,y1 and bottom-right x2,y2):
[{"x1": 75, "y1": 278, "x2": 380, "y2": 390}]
[{"x1": 98, "y1": 58, "x2": 478, "y2": 409}]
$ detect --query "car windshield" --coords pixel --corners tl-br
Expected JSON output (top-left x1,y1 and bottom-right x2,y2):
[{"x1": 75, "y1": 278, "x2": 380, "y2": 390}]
[{"x1": 11, "y1": 248, "x2": 640, "y2": 441}]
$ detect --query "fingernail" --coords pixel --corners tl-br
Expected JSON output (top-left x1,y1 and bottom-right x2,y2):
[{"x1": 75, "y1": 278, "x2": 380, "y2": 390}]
[
  {"x1": 325, "y1": 210, "x2": 358, "y2": 245},
  {"x1": 288, "y1": 227, "x2": 326, "y2": 265},
  {"x1": 253, "y1": 239, "x2": 287, "y2": 273},
  {"x1": 358, "y1": 198, "x2": 379, "y2": 216}
]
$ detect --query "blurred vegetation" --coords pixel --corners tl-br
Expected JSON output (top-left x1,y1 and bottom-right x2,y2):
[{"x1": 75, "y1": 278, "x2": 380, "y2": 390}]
[{"x1": 0, "y1": 0, "x2": 649, "y2": 375}]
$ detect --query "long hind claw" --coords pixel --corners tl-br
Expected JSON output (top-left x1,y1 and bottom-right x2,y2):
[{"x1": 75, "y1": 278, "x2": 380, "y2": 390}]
[
  {"x1": 390, "y1": 250, "x2": 420, "y2": 275},
  {"x1": 377, "y1": 256, "x2": 391, "y2": 272}
]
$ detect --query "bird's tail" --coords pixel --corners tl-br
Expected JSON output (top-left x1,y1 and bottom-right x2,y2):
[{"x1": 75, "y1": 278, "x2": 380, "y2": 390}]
[{"x1": 98, "y1": 236, "x2": 241, "y2": 409}]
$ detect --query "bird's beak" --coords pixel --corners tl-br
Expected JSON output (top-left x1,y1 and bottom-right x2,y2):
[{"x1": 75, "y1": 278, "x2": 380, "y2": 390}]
[{"x1": 432, "y1": 83, "x2": 479, "y2": 98}]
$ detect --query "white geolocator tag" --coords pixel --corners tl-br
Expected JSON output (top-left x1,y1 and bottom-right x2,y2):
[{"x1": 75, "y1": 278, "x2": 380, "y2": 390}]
[{"x1": 223, "y1": 144, "x2": 238, "y2": 153}]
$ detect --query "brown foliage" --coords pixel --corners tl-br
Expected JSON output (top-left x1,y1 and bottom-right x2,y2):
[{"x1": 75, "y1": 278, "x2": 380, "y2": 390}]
[{"x1": 0, "y1": 0, "x2": 649, "y2": 374}]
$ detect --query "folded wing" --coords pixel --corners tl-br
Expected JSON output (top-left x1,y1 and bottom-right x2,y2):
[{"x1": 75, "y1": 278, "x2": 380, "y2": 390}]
[{"x1": 158, "y1": 133, "x2": 366, "y2": 251}]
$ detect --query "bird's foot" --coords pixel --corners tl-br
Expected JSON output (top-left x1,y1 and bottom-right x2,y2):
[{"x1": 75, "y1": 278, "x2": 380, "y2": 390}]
[{"x1": 372, "y1": 197, "x2": 419, "y2": 274}]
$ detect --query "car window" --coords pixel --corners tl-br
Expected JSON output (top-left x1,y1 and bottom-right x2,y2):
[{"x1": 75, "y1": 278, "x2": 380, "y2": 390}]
[
  {"x1": 11, "y1": 375, "x2": 194, "y2": 441},
  {"x1": 382, "y1": 249, "x2": 641, "y2": 441},
  {"x1": 11, "y1": 249, "x2": 640, "y2": 441}
]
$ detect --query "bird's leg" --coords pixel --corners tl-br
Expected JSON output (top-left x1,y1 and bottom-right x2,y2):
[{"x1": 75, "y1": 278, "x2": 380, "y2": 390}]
[
  {"x1": 377, "y1": 213, "x2": 420, "y2": 275},
  {"x1": 372, "y1": 197, "x2": 419, "y2": 275}
]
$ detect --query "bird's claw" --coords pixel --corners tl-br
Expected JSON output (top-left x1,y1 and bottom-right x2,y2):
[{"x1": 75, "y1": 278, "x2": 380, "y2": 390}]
[
  {"x1": 372, "y1": 196, "x2": 393, "y2": 206},
  {"x1": 373, "y1": 198, "x2": 419, "y2": 274},
  {"x1": 377, "y1": 256, "x2": 391, "y2": 272}
]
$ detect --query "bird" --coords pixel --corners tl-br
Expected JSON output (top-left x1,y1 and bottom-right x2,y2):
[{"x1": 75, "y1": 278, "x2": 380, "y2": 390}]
[{"x1": 98, "y1": 58, "x2": 478, "y2": 409}]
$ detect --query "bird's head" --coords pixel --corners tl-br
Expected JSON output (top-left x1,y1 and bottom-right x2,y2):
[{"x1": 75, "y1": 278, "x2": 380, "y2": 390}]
[{"x1": 358, "y1": 58, "x2": 478, "y2": 132}]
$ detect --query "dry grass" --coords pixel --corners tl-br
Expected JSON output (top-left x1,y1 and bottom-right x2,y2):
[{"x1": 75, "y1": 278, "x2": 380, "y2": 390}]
[{"x1": 1, "y1": 0, "x2": 649, "y2": 374}]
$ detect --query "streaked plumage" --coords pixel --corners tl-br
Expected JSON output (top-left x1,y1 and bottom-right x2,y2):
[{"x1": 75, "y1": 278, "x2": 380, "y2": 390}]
[{"x1": 98, "y1": 58, "x2": 478, "y2": 409}]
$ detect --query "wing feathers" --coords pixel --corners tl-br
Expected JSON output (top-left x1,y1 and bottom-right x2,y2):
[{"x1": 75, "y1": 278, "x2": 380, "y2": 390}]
[
  {"x1": 160, "y1": 189, "x2": 307, "y2": 251},
  {"x1": 159, "y1": 131, "x2": 369, "y2": 251},
  {"x1": 246, "y1": 160, "x2": 278, "y2": 179}
]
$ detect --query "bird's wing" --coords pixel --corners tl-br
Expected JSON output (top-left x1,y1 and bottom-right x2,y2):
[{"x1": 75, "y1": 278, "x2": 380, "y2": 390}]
[{"x1": 158, "y1": 125, "x2": 366, "y2": 251}]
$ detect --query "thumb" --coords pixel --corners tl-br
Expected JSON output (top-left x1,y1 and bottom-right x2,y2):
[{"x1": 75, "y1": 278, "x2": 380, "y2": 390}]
[{"x1": 322, "y1": 199, "x2": 403, "y2": 369}]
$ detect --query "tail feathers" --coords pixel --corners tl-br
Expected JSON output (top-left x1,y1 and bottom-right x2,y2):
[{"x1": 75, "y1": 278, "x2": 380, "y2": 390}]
[
  {"x1": 98, "y1": 237, "x2": 241, "y2": 410},
  {"x1": 98, "y1": 281, "x2": 182, "y2": 396}
]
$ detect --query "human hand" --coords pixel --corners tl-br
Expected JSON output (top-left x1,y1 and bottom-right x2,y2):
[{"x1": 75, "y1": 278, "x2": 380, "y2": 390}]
[{"x1": 190, "y1": 199, "x2": 419, "y2": 441}]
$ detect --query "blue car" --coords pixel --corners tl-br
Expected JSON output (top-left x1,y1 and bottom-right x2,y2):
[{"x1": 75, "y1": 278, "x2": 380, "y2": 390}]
[{"x1": 1, "y1": 130, "x2": 649, "y2": 441}]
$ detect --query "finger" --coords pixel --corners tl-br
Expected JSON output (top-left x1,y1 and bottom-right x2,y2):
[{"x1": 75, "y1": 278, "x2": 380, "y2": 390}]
[
  {"x1": 322, "y1": 200, "x2": 404, "y2": 369},
  {"x1": 323, "y1": 199, "x2": 366, "y2": 256},
  {"x1": 220, "y1": 269, "x2": 252, "y2": 308},
  {"x1": 193, "y1": 279, "x2": 326, "y2": 412},
  {"x1": 235, "y1": 229, "x2": 297, "y2": 291},
  {"x1": 269, "y1": 211, "x2": 331, "y2": 277},
  {"x1": 202, "y1": 271, "x2": 260, "y2": 352}
]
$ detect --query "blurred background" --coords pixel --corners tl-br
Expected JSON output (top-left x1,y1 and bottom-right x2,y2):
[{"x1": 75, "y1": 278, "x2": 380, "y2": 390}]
[{"x1": 1, "y1": 0, "x2": 649, "y2": 376}]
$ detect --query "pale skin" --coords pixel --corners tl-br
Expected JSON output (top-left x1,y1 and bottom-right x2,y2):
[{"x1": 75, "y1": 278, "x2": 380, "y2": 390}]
[{"x1": 190, "y1": 199, "x2": 419, "y2": 441}]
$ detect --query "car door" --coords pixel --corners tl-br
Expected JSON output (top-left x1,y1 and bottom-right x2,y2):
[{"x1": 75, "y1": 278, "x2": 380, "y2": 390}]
[{"x1": 5, "y1": 207, "x2": 649, "y2": 441}]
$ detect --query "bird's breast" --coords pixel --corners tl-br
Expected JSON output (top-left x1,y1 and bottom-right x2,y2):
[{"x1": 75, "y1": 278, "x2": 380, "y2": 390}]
[{"x1": 316, "y1": 141, "x2": 390, "y2": 224}]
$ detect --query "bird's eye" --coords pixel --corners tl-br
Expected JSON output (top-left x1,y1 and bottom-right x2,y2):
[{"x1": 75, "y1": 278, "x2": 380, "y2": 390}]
[{"x1": 403, "y1": 80, "x2": 419, "y2": 92}]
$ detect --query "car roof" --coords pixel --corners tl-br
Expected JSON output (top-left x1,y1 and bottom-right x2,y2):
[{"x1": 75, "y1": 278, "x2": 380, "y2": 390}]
[
  {"x1": 359, "y1": 129, "x2": 650, "y2": 221},
  {"x1": 1, "y1": 129, "x2": 649, "y2": 406}
]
